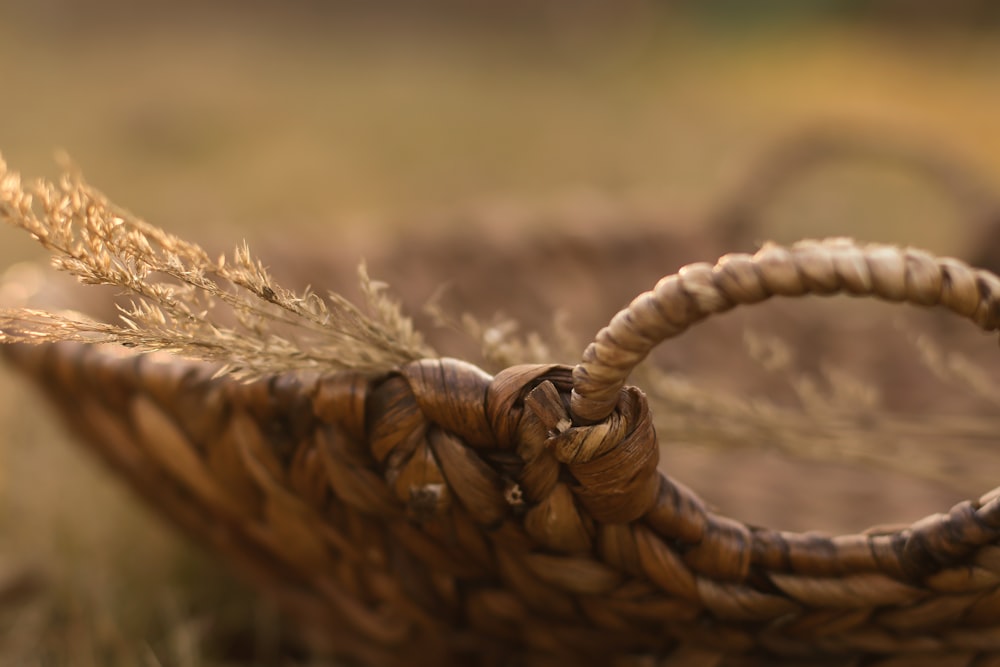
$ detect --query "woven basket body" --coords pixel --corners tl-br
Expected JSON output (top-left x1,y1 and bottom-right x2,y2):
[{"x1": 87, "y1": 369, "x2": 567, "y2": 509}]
[{"x1": 7, "y1": 237, "x2": 1000, "y2": 666}]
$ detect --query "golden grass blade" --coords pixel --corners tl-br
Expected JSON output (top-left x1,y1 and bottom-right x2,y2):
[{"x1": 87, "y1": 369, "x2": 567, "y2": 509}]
[{"x1": 0, "y1": 156, "x2": 432, "y2": 378}]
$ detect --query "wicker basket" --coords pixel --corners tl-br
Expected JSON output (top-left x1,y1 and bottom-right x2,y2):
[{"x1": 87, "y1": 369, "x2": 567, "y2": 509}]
[{"x1": 6, "y1": 236, "x2": 1000, "y2": 667}]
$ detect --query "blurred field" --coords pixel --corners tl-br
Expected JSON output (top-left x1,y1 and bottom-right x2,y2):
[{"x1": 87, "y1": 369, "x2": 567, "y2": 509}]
[{"x1": 3, "y1": 3, "x2": 1000, "y2": 664}]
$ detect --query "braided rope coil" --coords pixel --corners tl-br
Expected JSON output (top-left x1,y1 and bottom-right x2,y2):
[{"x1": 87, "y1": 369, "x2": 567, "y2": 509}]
[
  {"x1": 572, "y1": 238, "x2": 1000, "y2": 421},
  {"x1": 7, "y1": 237, "x2": 1000, "y2": 666}
]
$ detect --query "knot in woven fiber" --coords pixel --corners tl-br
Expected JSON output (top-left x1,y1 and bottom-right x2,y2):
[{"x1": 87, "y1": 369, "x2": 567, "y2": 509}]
[
  {"x1": 371, "y1": 360, "x2": 660, "y2": 533},
  {"x1": 492, "y1": 364, "x2": 660, "y2": 525}
]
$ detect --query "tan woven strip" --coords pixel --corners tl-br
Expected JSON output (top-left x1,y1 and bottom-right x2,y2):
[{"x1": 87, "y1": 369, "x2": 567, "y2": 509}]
[{"x1": 571, "y1": 238, "x2": 1000, "y2": 422}]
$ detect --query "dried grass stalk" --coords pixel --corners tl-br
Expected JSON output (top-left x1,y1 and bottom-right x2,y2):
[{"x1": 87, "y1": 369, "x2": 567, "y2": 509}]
[{"x1": 0, "y1": 155, "x2": 432, "y2": 378}]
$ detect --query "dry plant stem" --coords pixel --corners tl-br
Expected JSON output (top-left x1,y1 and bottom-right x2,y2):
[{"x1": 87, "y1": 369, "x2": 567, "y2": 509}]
[
  {"x1": 640, "y1": 328, "x2": 1000, "y2": 492},
  {"x1": 646, "y1": 365, "x2": 1000, "y2": 491},
  {"x1": 425, "y1": 295, "x2": 580, "y2": 372},
  {"x1": 0, "y1": 156, "x2": 431, "y2": 377}
]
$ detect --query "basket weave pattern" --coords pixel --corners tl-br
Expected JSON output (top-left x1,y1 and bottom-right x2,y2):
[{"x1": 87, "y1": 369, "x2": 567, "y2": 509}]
[{"x1": 8, "y1": 237, "x2": 1000, "y2": 666}]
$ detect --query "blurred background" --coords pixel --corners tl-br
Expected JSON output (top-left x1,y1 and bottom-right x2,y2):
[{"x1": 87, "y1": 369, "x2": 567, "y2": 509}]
[{"x1": 2, "y1": 2, "x2": 1000, "y2": 665}]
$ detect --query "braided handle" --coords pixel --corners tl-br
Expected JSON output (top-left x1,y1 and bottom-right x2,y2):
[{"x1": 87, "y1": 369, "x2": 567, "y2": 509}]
[{"x1": 571, "y1": 237, "x2": 1000, "y2": 422}]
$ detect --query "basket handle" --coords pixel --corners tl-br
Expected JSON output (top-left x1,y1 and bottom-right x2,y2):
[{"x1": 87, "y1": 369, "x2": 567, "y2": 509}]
[{"x1": 570, "y1": 237, "x2": 1000, "y2": 423}]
